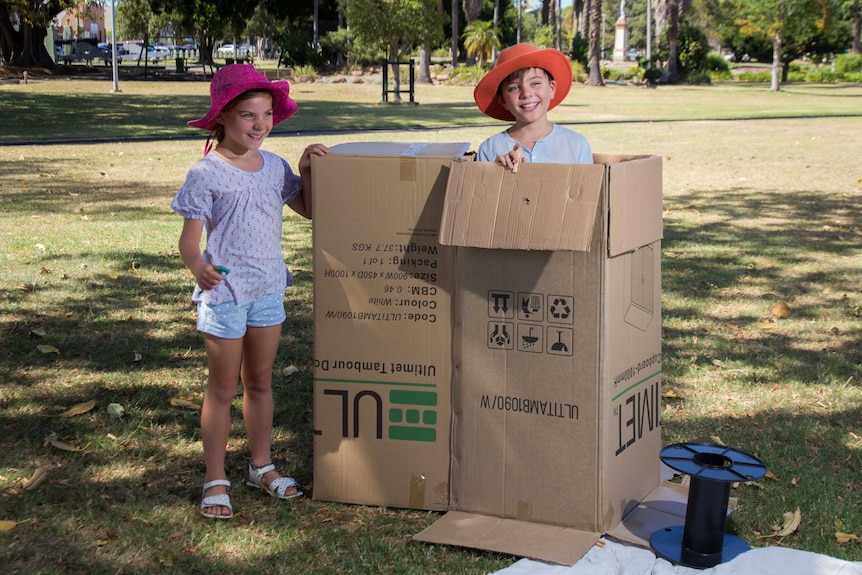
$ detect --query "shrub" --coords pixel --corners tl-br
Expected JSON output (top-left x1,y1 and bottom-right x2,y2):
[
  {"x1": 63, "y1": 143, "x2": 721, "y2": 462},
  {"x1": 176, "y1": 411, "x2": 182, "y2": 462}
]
[
  {"x1": 736, "y1": 71, "x2": 771, "y2": 83},
  {"x1": 571, "y1": 60, "x2": 588, "y2": 83},
  {"x1": 293, "y1": 64, "x2": 319, "y2": 81},
  {"x1": 706, "y1": 53, "x2": 730, "y2": 73},
  {"x1": 804, "y1": 69, "x2": 839, "y2": 83},
  {"x1": 834, "y1": 53, "x2": 862, "y2": 74},
  {"x1": 686, "y1": 70, "x2": 712, "y2": 85}
]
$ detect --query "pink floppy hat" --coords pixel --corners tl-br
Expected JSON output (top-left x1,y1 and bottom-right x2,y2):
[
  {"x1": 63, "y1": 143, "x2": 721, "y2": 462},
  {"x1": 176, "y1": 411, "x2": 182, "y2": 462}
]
[
  {"x1": 474, "y1": 43, "x2": 572, "y2": 121},
  {"x1": 188, "y1": 64, "x2": 298, "y2": 131}
]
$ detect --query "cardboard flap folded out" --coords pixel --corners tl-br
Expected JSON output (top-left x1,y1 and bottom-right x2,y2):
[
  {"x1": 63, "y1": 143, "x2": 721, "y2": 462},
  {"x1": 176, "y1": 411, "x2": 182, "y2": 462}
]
[
  {"x1": 438, "y1": 161, "x2": 606, "y2": 251},
  {"x1": 413, "y1": 511, "x2": 601, "y2": 566},
  {"x1": 595, "y1": 154, "x2": 663, "y2": 257}
]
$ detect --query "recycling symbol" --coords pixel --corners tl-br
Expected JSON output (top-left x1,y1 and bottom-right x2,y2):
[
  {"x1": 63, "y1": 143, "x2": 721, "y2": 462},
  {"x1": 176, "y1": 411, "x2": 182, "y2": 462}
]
[{"x1": 549, "y1": 297, "x2": 572, "y2": 320}]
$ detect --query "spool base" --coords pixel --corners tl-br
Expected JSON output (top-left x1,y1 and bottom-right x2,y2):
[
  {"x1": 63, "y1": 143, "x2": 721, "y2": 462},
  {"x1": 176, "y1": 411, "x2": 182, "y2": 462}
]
[{"x1": 650, "y1": 525, "x2": 750, "y2": 569}]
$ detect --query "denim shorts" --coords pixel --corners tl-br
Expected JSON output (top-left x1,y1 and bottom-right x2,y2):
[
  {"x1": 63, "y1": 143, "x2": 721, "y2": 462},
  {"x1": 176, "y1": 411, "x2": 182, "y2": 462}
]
[{"x1": 196, "y1": 290, "x2": 286, "y2": 339}]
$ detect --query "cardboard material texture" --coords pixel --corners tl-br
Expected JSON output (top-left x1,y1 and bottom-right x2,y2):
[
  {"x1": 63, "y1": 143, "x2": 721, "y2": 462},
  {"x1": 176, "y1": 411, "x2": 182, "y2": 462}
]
[
  {"x1": 415, "y1": 155, "x2": 664, "y2": 565},
  {"x1": 311, "y1": 142, "x2": 469, "y2": 511},
  {"x1": 311, "y1": 143, "x2": 666, "y2": 565}
]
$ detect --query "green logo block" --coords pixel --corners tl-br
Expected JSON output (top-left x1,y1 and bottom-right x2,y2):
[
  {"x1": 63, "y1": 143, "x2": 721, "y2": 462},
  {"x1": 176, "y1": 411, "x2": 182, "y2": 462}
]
[{"x1": 388, "y1": 390, "x2": 437, "y2": 442}]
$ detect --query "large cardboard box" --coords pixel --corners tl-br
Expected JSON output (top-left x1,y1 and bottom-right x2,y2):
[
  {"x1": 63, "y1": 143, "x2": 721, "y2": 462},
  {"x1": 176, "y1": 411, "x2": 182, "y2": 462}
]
[
  {"x1": 312, "y1": 145, "x2": 666, "y2": 565},
  {"x1": 311, "y1": 142, "x2": 469, "y2": 510},
  {"x1": 414, "y1": 155, "x2": 665, "y2": 564}
]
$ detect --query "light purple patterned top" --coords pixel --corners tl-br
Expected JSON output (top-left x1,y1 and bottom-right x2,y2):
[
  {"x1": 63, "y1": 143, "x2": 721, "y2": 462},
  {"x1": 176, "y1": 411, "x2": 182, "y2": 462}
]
[{"x1": 171, "y1": 150, "x2": 303, "y2": 305}]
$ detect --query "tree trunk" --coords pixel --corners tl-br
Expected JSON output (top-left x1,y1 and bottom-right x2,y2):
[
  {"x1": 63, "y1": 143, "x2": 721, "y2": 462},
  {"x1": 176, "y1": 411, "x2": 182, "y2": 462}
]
[
  {"x1": 390, "y1": 43, "x2": 403, "y2": 103},
  {"x1": 1, "y1": 16, "x2": 55, "y2": 69},
  {"x1": 588, "y1": 0, "x2": 604, "y2": 86},
  {"x1": 492, "y1": 0, "x2": 499, "y2": 61},
  {"x1": 770, "y1": 32, "x2": 781, "y2": 92},
  {"x1": 463, "y1": 0, "x2": 482, "y2": 65},
  {"x1": 666, "y1": 0, "x2": 680, "y2": 82},
  {"x1": 451, "y1": 0, "x2": 459, "y2": 67},
  {"x1": 853, "y1": 9, "x2": 861, "y2": 54},
  {"x1": 417, "y1": 46, "x2": 432, "y2": 83}
]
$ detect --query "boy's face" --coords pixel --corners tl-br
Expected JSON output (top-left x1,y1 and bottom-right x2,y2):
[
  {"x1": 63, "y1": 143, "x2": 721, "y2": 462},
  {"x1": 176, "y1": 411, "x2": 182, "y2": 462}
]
[{"x1": 496, "y1": 67, "x2": 557, "y2": 125}]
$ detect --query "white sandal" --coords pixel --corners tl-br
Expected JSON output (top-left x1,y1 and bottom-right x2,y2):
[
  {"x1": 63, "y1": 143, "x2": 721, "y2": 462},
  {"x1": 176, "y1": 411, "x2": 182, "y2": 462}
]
[
  {"x1": 200, "y1": 479, "x2": 233, "y2": 519},
  {"x1": 246, "y1": 462, "x2": 303, "y2": 500}
]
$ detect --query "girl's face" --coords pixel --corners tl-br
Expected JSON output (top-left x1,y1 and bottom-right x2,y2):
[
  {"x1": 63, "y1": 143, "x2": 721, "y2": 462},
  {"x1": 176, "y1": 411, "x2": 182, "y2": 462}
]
[
  {"x1": 496, "y1": 67, "x2": 557, "y2": 126},
  {"x1": 217, "y1": 92, "x2": 274, "y2": 152}
]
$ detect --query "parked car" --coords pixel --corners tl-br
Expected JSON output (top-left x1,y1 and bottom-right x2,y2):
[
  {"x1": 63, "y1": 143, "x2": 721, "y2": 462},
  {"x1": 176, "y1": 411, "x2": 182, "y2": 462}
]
[
  {"x1": 147, "y1": 44, "x2": 174, "y2": 63},
  {"x1": 216, "y1": 44, "x2": 253, "y2": 58},
  {"x1": 97, "y1": 42, "x2": 125, "y2": 65}
]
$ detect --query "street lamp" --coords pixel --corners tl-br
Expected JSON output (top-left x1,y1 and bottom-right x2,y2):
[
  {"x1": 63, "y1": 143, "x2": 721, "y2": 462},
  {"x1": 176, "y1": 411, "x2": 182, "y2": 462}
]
[{"x1": 110, "y1": 0, "x2": 120, "y2": 92}]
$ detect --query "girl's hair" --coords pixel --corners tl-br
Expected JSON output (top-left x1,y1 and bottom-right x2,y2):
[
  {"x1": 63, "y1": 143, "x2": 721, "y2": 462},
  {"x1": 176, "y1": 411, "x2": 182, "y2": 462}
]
[
  {"x1": 213, "y1": 89, "x2": 273, "y2": 143},
  {"x1": 496, "y1": 67, "x2": 554, "y2": 97}
]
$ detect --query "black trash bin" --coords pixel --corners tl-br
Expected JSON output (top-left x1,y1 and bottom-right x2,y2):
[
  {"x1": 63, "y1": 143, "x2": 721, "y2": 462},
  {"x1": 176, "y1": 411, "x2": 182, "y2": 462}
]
[{"x1": 175, "y1": 57, "x2": 185, "y2": 72}]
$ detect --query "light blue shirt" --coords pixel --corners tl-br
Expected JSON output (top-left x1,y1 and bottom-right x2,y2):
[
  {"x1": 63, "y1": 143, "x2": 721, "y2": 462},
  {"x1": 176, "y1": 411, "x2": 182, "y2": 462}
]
[{"x1": 476, "y1": 124, "x2": 593, "y2": 164}]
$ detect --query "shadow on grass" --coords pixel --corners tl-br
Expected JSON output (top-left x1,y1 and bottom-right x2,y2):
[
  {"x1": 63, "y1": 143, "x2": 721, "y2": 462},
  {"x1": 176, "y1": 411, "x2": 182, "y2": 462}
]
[
  {"x1": 662, "y1": 186, "x2": 860, "y2": 377},
  {"x1": 0, "y1": 92, "x2": 487, "y2": 143}
]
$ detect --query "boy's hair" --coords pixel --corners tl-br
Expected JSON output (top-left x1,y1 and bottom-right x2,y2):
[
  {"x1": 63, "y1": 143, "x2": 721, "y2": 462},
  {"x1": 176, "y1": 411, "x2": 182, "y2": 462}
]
[{"x1": 496, "y1": 67, "x2": 554, "y2": 98}]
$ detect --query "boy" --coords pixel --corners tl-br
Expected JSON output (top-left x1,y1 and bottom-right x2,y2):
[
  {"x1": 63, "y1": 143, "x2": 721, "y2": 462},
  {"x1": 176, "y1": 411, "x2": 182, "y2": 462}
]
[{"x1": 474, "y1": 43, "x2": 592, "y2": 168}]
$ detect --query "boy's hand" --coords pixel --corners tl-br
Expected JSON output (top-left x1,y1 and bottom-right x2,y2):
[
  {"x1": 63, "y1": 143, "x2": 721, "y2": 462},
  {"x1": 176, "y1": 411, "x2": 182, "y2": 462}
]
[{"x1": 495, "y1": 144, "x2": 524, "y2": 171}]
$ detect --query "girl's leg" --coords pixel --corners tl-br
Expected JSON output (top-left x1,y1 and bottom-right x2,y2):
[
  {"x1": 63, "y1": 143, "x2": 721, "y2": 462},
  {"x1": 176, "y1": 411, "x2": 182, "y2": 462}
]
[
  {"x1": 201, "y1": 333, "x2": 243, "y2": 517},
  {"x1": 241, "y1": 324, "x2": 298, "y2": 497}
]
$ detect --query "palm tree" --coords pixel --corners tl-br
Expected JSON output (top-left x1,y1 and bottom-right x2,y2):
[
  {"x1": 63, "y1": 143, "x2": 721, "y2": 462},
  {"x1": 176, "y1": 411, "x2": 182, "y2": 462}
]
[
  {"x1": 588, "y1": 0, "x2": 605, "y2": 85},
  {"x1": 462, "y1": 0, "x2": 482, "y2": 64},
  {"x1": 463, "y1": 19, "x2": 500, "y2": 66}
]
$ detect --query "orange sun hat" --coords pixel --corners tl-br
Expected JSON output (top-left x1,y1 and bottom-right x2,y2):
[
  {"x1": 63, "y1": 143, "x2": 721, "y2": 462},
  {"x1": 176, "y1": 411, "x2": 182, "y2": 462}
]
[{"x1": 473, "y1": 43, "x2": 573, "y2": 121}]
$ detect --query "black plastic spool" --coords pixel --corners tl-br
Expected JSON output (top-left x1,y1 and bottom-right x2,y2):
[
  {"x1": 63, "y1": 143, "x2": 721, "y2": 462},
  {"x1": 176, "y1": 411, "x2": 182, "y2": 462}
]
[{"x1": 650, "y1": 443, "x2": 767, "y2": 569}]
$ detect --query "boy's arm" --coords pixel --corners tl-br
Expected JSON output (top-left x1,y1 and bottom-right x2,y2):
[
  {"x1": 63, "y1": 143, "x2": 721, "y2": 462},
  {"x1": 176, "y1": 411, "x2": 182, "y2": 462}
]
[
  {"x1": 290, "y1": 143, "x2": 331, "y2": 219},
  {"x1": 178, "y1": 218, "x2": 224, "y2": 290}
]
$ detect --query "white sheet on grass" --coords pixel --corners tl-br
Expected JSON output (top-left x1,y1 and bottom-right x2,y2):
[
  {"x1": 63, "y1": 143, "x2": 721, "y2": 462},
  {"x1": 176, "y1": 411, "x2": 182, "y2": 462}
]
[{"x1": 489, "y1": 539, "x2": 862, "y2": 575}]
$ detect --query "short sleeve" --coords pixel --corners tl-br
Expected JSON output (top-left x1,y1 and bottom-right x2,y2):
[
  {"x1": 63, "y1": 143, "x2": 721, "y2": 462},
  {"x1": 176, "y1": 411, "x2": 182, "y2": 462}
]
[
  {"x1": 279, "y1": 156, "x2": 302, "y2": 205},
  {"x1": 172, "y1": 160, "x2": 214, "y2": 221}
]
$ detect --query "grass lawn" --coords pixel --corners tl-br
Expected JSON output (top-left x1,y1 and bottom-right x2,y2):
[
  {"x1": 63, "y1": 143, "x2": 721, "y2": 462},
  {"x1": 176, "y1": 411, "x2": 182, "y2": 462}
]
[{"x1": 0, "y1": 77, "x2": 860, "y2": 574}]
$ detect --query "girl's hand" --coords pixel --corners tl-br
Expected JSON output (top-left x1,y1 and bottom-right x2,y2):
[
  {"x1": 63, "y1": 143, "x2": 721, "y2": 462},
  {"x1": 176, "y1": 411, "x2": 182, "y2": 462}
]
[
  {"x1": 194, "y1": 263, "x2": 227, "y2": 291},
  {"x1": 495, "y1": 144, "x2": 524, "y2": 171},
  {"x1": 299, "y1": 143, "x2": 330, "y2": 171}
]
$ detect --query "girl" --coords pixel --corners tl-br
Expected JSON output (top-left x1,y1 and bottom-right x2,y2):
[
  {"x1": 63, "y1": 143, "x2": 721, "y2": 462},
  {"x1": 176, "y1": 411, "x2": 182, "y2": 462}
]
[{"x1": 171, "y1": 64, "x2": 329, "y2": 519}]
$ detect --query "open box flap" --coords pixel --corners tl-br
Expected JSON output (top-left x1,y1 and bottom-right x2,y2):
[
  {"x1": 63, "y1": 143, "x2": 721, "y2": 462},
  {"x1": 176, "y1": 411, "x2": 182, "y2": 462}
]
[
  {"x1": 415, "y1": 481, "x2": 690, "y2": 566},
  {"x1": 438, "y1": 161, "x2": 606, "y2": 251},
  {"x1": 413, "y1": 511, "x2": 601, "y2": 566},
  {"x1": 596, "y1": 154, "x2": 664, "y2": 257}
]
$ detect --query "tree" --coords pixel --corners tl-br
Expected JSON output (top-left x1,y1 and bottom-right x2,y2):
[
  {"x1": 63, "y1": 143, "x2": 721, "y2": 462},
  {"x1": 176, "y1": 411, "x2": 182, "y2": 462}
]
[
  {"x1": 588, "y1": 0, "x2": 604, "y2": 85},
  {"x1": 340, "y1": 0, "x2": 443, "y2": 102},
  {"x1": 0, "y1": 0, "x2": 79, "y2": 69},
  {"x1": 463, "y1": 18, "x2": 499, "y2": 65},
  {"x1": 726, "y1": 0, "x2": 850, "y2": 91}
]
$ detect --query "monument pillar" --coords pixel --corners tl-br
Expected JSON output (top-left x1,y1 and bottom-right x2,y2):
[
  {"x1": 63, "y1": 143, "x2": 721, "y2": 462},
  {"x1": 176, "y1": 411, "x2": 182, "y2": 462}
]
[{"x1": 612, "y1": 1, "x2": 628, "y2": 63}]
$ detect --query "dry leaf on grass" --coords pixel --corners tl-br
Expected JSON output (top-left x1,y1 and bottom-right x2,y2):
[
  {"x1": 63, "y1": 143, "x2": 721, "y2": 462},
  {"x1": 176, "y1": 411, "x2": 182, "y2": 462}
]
[
  {"x1": 836, "y1": 532, "x2": 860, "y2": 544},
  {"x1": 760, "y1": 507, "x2": 802, "y2": 538},
  {"x1": 60, "y1": 399, "x2": 96, "y2": 417},
  {"x1": 771, "y1": 302, "x2": 791, "y2": 318},
  {"x1": 170, "y1": 398, "x2": 201, "y2": 410},
  {"x1": 0, "y1": 519, "x2": 31, "y2": 532},
  {"x1": 22, "y1": 466, "x2": 49, "y2": 491},
  {"x1": 36, "y1": 344, "x2": 60, "y2": 354},
  {"x1": 45, "y1": 433, "x2": 84, "y2": 452}
]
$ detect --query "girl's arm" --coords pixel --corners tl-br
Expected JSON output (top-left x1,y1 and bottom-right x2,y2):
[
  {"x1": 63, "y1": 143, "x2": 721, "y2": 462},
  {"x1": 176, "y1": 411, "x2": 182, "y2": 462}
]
[
  {"x1": 178, "y1": 218, "x2": 225, "y2": 290},
  {"x1": 289, "y1": 143, "x2": 330, "y2": 219}
]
